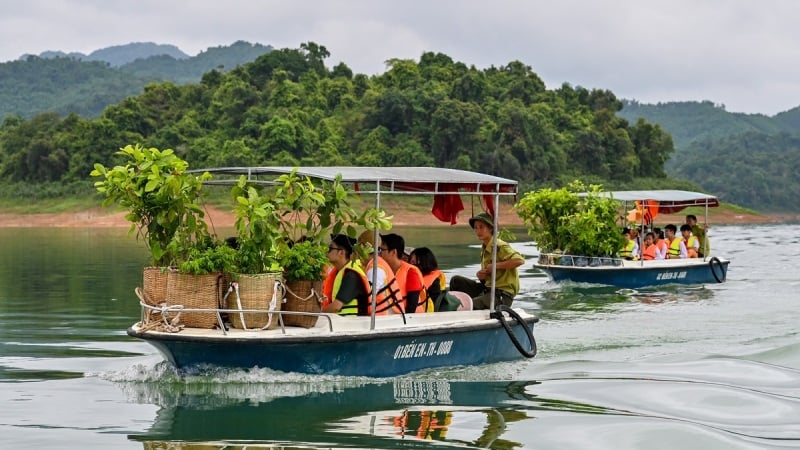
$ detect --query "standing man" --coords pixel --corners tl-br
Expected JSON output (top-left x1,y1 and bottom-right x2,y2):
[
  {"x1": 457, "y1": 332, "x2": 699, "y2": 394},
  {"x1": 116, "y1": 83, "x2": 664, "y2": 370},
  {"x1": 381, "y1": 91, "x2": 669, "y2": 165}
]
[{"x1": 450, "y1": 212, "x2": 525, "y2": 309}]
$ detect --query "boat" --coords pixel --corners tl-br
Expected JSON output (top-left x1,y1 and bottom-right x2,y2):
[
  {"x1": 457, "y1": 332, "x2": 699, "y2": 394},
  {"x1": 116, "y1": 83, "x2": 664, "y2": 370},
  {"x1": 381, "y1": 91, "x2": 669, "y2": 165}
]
[
  {"x1": 127, "y1": 166, "x2": 539, "y2": 377},
  {"x1": 534, "y1": 190, "x2": 731, "y2": 288}
]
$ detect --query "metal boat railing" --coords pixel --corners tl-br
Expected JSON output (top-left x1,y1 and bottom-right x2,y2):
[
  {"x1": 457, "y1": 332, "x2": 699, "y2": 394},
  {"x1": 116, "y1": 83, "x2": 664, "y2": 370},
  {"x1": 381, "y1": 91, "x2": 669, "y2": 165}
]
[{"x1": 138, "y1": 301, "x2": 335, "y2": 335}]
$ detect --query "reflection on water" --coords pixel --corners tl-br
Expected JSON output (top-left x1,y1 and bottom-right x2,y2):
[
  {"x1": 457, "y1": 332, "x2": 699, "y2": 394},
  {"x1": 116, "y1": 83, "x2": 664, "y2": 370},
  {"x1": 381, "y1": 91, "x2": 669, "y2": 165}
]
[
  {"x1": 123, "y1": 361, "x2": 800, "y2": 449},
  {"x1": 126, "y1": 379, "x2": 537, "y2": 449}
]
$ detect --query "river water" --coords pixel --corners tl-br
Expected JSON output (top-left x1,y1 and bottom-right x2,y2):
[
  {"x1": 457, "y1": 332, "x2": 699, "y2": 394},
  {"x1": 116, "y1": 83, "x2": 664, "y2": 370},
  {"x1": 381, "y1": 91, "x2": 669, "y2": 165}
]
[{"x1": 1, "y1": 224, "x2": 798, "y2": 449}]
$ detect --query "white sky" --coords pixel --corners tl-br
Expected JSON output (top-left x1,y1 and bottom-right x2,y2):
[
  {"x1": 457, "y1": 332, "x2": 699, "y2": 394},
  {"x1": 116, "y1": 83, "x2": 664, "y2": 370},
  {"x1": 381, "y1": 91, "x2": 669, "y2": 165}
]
[{"x1": 1, "y1": 0, "x2": 798, "y2": 115}]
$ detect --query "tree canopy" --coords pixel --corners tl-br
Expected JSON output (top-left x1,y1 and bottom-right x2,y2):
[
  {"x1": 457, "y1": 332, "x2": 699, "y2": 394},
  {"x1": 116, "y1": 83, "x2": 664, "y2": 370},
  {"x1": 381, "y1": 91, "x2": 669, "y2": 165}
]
[{"x1": 0, "y1": 42, "x2": 693, "y2": 209}]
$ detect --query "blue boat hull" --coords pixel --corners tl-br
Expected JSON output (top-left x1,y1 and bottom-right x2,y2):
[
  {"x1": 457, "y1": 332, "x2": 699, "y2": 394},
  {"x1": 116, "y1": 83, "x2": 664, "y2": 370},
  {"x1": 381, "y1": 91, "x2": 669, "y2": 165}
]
[
  {"x1": 129, "y1": 316, "x2": 538, "y2": 377},
  {"x1": 535, "y1": 258, "x2": 730, "y2": 289}
]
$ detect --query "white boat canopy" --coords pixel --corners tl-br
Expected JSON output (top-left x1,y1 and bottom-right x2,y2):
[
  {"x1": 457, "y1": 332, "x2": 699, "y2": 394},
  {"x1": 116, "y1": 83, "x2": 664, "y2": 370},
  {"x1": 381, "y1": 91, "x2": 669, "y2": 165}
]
[
  {"x1": 195, "y1": 166, "x2": 517, "y2": 196},
  {"x1": 580, "y1": 189, "x2": 719, "y2": 214}
]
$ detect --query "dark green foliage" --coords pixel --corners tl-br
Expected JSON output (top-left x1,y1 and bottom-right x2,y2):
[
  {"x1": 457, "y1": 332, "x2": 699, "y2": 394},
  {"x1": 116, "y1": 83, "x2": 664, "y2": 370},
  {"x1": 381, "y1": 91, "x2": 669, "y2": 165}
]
[
  {"x1": 2, "y1": 42, "x2": 715, "y2": 208},
  {"x1": 0, "y1": 42, "x2": 272, "y2": 120},
  {"x1": 672, "y1": 132, "x2": 800, "y2": 211},
  {"x1": 619, "y1": 100, "x2": 800, "y2": 211},
  {"x1": 516, "y1": 181, "x2": 625, "y2": 257}
]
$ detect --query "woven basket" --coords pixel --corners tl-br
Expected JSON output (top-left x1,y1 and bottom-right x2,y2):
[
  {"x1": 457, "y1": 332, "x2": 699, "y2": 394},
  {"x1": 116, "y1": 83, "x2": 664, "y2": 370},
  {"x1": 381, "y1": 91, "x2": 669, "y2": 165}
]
[
  {"x1": 283, "y1": 279, "x2": 323, "y2": 328},
  {"x1": 164, "y1": 269, "x2": 223, "y2": 329},
  {"x1": 142, "y1": 266, "x2": 169, "y2": 306},
  {"x1": 228, "y1": 272, "x2": 284, "y2": 330}
]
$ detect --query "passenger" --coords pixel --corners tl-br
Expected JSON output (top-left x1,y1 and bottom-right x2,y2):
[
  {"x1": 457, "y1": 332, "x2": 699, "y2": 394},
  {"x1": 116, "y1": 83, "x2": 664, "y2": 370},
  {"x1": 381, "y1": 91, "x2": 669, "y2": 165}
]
[
  {"x1": 449, "y1": 212, "x2": 524, "y2": 310},
  {"x1": 379, "y1": 233, "x2": 427, "y2": 313},
  {"x1": 642, "y1": 232, "x2": 657, "y2": 260},
  {"x1": 355, "y1": 230, "x2": 399, "y2": 315},
  {"x1": 321, "y1": 234, "x2": 371, "y2": 316},
  {"x1": 680, "y1": 224, "x2": 700, "y2": 258},
  {"x1": 664, "y1": 224, "x2": 688, "y2": 259},
  {"x1": 409, "y1": 247, "x2": 445, "y2": 312},
  {"x1": 402, "y1": 246, "x2": 415, "y2": 263},
  {"x1": 686, "y1": 214, "x2": 710, "y2": 257},
  {"x1": 619, "y1": 227, "x2": 639, "y2": 260},
  {"x1": 652, "y1": 227, "x2": 667, "y2": 260}
]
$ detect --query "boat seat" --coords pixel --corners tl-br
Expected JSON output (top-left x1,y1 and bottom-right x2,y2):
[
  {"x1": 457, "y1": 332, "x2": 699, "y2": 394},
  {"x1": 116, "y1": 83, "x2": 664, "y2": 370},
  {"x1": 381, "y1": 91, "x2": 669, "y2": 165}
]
[{"x1": 450, "y1": 291, "x2": 473, "y2": 311}]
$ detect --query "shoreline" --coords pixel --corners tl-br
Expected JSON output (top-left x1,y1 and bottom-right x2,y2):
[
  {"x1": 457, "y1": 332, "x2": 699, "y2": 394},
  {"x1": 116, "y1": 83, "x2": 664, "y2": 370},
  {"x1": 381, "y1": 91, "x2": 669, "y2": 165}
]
[{"x1": 0, "y1": 205, "x2": 795, "y2": 228}]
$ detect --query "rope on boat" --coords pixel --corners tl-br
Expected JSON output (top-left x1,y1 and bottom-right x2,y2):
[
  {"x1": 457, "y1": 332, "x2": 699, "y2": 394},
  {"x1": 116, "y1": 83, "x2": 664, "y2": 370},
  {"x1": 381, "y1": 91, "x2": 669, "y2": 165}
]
[
  {"x1": 492, "y1": 304, "x2": 537, "y2": 358},
  {"x1": 134, "y1": 287, "x2": 185, "y2": 333},
  {"x1": 709, "y1": 256, "x2": 726, "y2": 283}
]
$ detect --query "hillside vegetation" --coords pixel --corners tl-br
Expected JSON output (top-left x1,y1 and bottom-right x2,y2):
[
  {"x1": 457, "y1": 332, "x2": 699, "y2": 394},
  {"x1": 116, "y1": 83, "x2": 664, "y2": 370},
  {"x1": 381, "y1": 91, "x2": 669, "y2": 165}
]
[
  {"x1": 618, "y1": 100, "x2": 800, "y2": 211},
  {"x1": 0, "y1": 41, "x2": 272, "y2": 119},
  {"x1": 1, "y1": 41, "x2": 797, "y2": 212}
]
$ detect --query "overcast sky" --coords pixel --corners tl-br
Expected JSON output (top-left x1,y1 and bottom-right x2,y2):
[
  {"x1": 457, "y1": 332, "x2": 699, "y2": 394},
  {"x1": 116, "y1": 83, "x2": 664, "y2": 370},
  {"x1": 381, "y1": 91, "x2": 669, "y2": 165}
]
[{"x1": 1, "y1": 0, "x2": 798, "y2": 115}]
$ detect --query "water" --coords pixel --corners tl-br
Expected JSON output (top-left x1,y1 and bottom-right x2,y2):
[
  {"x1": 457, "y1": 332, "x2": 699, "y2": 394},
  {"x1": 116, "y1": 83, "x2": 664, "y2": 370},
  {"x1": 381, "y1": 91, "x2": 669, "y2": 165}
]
[{"x1": 1, "y1": 224, "x2": 799, "y2": 449}]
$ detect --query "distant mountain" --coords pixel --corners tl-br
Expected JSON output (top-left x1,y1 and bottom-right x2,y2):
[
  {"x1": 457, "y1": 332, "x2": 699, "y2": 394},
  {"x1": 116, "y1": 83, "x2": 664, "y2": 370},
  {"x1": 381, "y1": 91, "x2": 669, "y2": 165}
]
[
  {"x1": 617, "y1": 100, "x2": 790, "y2": 149},
  {"x1": 23, "y1": 42, "x2": 190, "y2": 67},
  {"x1": 618, "y1": 100, "x2": 800, "y2": 211},
  {"x1": 2, "y1": 41, "x2": 272, "y2": 119}
]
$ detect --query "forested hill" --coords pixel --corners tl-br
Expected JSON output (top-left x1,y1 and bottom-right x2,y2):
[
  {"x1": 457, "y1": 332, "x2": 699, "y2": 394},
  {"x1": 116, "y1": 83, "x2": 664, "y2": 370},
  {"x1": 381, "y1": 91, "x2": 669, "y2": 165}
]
[
  {"x1": 618, "y1": 100, "x2": 800, "y2": 149},
  {"x1": 0, "y1": 41, "x2": 272, "y2": 119},
  {"x1": 618, "y1": 100, "x2": 800, "y2": 212},
  {"x1": 0, "y1": 42, "x2": 681, "y2": 206}
]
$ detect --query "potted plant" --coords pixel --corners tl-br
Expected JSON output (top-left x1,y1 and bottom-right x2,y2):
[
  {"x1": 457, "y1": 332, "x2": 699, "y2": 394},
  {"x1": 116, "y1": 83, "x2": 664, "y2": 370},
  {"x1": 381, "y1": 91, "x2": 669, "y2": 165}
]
[
  {"x1": 516, "y1": 181, "x2": 624, "y2": 258},
  {"x1": 164, "y1": 239, "x2": 237, "y2": 329},
  {"x1": 270, "y1": 169, "x2": 393, "y2": 326},
  {"x1": 227, "y1": 176, "x2": 284, "y2": 330},
  {"x1": 90, "y1": 144, "x2": 211, "y2": 306}
]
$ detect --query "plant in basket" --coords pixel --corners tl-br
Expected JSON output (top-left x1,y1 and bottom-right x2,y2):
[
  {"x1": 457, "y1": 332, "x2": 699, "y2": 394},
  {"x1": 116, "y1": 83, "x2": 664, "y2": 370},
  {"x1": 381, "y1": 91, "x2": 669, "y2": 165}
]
[
  {"x1": 90, "y1": 144, "x2": 211, "y2": 306},
  {"x1": 515, "y1": 180, "x2": 624, "y2": 257},
  {"x1": 271, "y1": 169, "x2": 393, "y2": 326},
  {"x1": 227, "y1": 176, "x2": 284, "y2": 330}
]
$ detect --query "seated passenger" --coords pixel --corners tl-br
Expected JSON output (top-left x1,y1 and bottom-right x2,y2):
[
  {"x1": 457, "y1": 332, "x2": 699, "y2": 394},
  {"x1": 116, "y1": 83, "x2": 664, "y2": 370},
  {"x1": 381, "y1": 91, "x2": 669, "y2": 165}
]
[
  {"x1": 686, "y1": 214, "x2": 710, "y2": 257},
  {"x1": 321, "y1": 234, "x2": 370, "y2": 316},
  {"x1": 409, "y1": 247, "x2": 444, "y2": 312},
  {"x1": 652, "y1": 227, "x2": 667, "y2": 260},
  {"x1": 619, "y1": 227, "x2": 639, "y2": 260},
  {"x1": 642, "y1": 232, "x2": 657, "y2": 260},
  {"x1": 380, "y1": 233, "x2": 427, "y2": 313},
  {"x1": 664, "y1": 224, "x2": 688, "y2": 259},
  {"x1": 680, "y1": 224, "x2": 700, "y2": 258}
]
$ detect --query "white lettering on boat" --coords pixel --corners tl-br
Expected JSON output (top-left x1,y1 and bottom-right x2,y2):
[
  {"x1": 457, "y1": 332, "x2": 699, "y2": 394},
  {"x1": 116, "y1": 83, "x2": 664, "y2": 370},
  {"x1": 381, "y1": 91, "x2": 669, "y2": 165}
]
[
  {"x1": 656, "y1": 271, "x2": 688, "y2": 281},
  {"x1": 393, "y1": 340, "x2": 453, "y2": 360}
]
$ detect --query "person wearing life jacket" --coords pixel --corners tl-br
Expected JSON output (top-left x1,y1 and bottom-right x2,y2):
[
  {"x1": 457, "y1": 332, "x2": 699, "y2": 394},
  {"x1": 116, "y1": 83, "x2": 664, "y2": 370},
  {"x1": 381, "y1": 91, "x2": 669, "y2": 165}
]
[
  {"x1": 680, "y1": 224, "x2": 700, "y2": 258},
  {"x1": 652, "y1": 227, "x2": 668, "y2": 260},
  {"x1": 664, "y1": 224, "x2": 688, "y2": 259},
  {"x1": 355, "y1": 230, "x2": 399, "y2": 315},
  {"x1": 321, "y1": 234, "x2": 371, "y2": 316},
  {"x1": 619, "y1": 227, "x2": 638, "y2": 260},
  {"x1": 409, "y1": 247, "x2": 443, "y2": 313},
  {"x1": 686, "y1": 214, "x2": 710, "y2": 257},
  {"x1": 449, "y1": 212, "x2": 525, "y2": 310},
  {"x1": 379, "y1": 233, "x2": 427, "y2": 313},
  {"x1": 641, "y1": 232, "x2": 658, "y2": 260}
]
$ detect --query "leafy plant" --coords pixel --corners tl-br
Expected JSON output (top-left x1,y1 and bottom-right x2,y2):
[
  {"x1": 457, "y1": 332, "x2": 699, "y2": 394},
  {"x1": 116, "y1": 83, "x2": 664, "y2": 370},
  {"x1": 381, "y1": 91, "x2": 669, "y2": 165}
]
[
  {"x1": 271, "y1": 169, "x2": 393, "y2": 280},
  {"x1": 516, "y1": 180, "x2": 624, "y2": 256},
  {"x1": 90, "y1": 144, "x2": 211, "y2": 266},
  {"x1": 230, "y1": 176, "x2": 282, "y2": 274},
  {"x1": 279, "y1": 240, "x2": 329, "y2": 282},
  {"x1": 177, "y1": 241, "x2": 238, "y2": 275}
]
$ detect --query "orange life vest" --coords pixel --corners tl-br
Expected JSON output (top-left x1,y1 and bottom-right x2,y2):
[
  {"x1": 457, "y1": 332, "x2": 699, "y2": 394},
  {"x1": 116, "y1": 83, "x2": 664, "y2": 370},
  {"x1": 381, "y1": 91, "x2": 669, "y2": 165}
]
[
  {"x1": 364, "y1": 256, "x2": 398, "y2": 316},
  {"x1": 421, "y1": 270, "x2": 445, "y2": 312},
  {"x1": 643, "y1": 243, "x2": 657, "y2": 260},
  {"x1": 383, "y1": 262, "x2": 428, "y2": 314}
]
